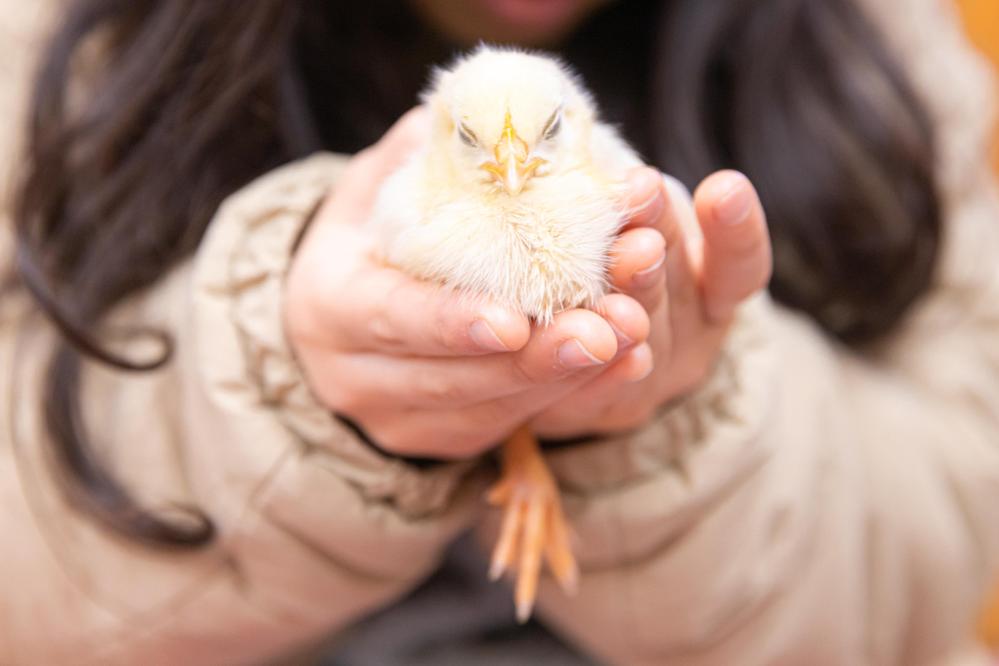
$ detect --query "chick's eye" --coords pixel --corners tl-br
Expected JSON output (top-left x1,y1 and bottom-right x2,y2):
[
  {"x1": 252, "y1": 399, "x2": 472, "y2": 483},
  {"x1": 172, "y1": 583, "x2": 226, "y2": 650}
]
[
  {"x1": 457, "y1": 123, "x2": 478, "y2": 147},
  {"x1": 543, "y1": 114, "x2": 562, "y2": 141}
]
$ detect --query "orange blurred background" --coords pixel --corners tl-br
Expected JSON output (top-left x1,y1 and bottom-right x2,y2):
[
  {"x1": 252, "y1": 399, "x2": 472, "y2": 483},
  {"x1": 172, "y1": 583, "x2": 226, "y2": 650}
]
[
  {"x1": 956, "y1": 0, "x2": 999, "y2": 650},
  {"x1": 958, "y1": 0, "x2": 999, "y2": 172}
]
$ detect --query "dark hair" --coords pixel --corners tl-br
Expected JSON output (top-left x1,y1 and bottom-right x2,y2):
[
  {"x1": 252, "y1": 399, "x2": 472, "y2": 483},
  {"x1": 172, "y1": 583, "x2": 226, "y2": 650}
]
[{"x1": 11, "y1": 0, "x2": 940, "y2": 545}]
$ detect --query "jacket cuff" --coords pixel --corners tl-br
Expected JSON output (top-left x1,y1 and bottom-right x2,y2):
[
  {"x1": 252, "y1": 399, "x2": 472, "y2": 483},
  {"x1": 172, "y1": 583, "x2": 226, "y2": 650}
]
[
  {"x1": 545, "y1": 294, "x2": 777, "y2": 499},
  {"x1": 200, "y1": 152, "x2": 474, "y2": 518}
]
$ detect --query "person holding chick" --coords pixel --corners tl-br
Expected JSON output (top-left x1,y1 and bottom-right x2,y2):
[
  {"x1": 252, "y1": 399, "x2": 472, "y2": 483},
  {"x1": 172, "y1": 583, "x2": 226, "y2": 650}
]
[{"x1": 1, "y1": 0, "x2": 998, "y2": 665}]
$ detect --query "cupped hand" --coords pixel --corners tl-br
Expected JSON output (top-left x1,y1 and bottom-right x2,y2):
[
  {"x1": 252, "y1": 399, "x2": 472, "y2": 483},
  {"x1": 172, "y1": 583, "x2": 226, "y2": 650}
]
[
  {"x1": 531, "y1": 166, "x2": 773, "y2": 438},
  {"x1": 284, "y1": 108, "x2": 651, "y2": 459},
  {"x1": 285, "y1": 108, "x2": 771, "y2": 457}
]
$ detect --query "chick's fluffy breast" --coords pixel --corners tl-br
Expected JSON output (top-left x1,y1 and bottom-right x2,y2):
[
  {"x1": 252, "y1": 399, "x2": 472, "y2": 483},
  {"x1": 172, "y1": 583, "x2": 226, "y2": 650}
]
[{"x1": 374, "y1": 164, "x2": 625, "y2": 324}]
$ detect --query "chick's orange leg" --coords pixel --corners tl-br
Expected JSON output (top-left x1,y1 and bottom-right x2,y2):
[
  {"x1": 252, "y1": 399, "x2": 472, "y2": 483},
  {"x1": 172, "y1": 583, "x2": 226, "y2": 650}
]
[{"x1": 487, "y1": 424, "x2": 579, "y2": 623}]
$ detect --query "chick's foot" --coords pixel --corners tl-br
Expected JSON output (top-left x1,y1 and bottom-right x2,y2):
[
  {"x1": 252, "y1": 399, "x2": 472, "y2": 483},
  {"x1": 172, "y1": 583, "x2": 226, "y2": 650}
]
[{"x1": 487, "y1": 424, "x2": 579, "y2": 623}]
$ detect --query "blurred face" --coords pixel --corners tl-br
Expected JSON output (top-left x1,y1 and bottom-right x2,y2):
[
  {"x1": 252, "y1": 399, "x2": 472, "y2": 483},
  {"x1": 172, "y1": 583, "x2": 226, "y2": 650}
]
[{"x1": 408, "y1": 0, "x2": 610, "y2": 46}]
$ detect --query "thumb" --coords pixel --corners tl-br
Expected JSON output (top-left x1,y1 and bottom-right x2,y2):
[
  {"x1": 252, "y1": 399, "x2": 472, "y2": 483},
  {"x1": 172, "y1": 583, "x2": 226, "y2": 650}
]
[{"x1": 694, "y1": 171, "x2": 773, "y2": 324}]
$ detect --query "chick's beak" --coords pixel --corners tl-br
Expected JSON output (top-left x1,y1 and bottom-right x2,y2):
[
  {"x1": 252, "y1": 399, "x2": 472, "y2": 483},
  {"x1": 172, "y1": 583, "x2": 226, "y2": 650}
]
[{"x1": 481, "y1": 112, "x2": 546, "y2": 195}]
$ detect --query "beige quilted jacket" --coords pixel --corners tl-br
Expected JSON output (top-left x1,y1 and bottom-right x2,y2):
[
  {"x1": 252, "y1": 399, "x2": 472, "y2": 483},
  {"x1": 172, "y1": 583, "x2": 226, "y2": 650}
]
[{"x1": 1, "y1": 1, "x2": 998, "y2": 665}]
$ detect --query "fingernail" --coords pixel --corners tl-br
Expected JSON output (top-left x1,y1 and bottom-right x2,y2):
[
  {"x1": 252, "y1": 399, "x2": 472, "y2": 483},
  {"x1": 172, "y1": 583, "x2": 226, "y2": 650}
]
[
  {"x1": 469, "y1": 319, "x2": 509, "y2": 352},
  {"x1": 714, "y1": 175, "x2": 753, "y2": 225},
  {"x1": 557, "y1": 339, "x2": 605, "y2": 369},
  {"x1": 634, "y1": 188, "x2": 665, "y2": 226},
  {"x1": 631, "y1": 252, "x2": 666, "y2": 289}
]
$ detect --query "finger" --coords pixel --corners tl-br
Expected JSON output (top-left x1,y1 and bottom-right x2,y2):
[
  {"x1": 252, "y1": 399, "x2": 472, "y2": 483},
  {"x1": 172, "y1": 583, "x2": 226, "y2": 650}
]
[
  {"x1": 469, "y1": 297, "x2": 640, "y2": 398},
  {"x1": 662, "y1": 174, "x2": 704, "y2": 272},
  {"x1": 595, "y1": 293, "x2": 650, "y2": 353},
  {"x1": 332, "y1": 294, "x2": 647, "y2": 411},
  {"x1": 615, "y1": 168, "x2": 698, "y2": 360},
  {"x1": 353, "y1": 346, "x2": 625, "y2": 459},
  {"x1": 656, "y1": 175, "x2": 704, "y2": 369},
  {"x1": 620, "y1": 167, "x2": 667, "y2": 229},
  {"x1": 608, "y1": 227, "x2": 666, "y2": 312},
  {"x1": 531, "y1": 342, "x2": 655, "y2": 438},
  {"x1": 694, "y1": 171, "x2": 773, "y2": 324},
  {"x1": 621, "y1": 169, "x2": 686, "y2": 254},
  {"x1": 325, "y1": 264, "x2": 531, "y2": 356},
  {"x1": 620, "y1": 171, "x2": 699, "y2": 326},
  {"x1": 507, "y1": 308, "x2": 619, "y2": 383},
  {"x1": 468, "y1": 296, "x2": 648, "y2": 427},
  {"x1": 327, "y1": 106, "x2": 430, "y2": 215},
  {"x1": 335, "y1": 304, "x2": 644, "y2": 456},
  {"x1": 328, "y1": 305, "x2": 631, "y2": 412},
  {"x1": 363, "y1": 328, "x2": 639, "y2": 456}
]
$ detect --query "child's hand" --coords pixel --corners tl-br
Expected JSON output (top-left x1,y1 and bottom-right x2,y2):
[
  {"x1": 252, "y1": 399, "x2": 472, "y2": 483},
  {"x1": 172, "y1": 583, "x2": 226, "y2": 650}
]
[
  {"x1": 284, "y1": 110, "x2": 770, "y2": 457},
  {"x1": 531, "y1": 167, "x2": 773, "y2": 438},
  {"x1": 284, "y1": 109, "x2": 649, "y2": 459}
]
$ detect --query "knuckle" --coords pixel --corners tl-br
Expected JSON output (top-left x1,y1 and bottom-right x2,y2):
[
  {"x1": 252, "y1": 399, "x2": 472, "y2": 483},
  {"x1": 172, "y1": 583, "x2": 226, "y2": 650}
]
[
  {"x1": 417, "y1": 373, "x2": 467, "y2": 406},
  {"x1": 367, "y1": 308, "x2": 404, "y2": 350}
]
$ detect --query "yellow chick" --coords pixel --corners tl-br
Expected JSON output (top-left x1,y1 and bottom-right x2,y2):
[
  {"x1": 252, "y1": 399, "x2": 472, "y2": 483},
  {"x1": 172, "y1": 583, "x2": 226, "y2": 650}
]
[{"x1": 372, "y1": 45, "x2": 641, "y2": 622}]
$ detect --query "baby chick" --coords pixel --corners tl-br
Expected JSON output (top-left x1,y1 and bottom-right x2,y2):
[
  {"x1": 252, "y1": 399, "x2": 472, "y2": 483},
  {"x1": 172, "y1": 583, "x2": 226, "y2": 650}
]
[{"x1": 372, "y1": 45, "x2": 641, "y2": 622}]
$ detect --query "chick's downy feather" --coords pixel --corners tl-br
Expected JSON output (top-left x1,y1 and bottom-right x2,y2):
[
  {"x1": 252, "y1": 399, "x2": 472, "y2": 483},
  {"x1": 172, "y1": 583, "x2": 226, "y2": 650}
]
[{"x1": 373, "y1": 45, "x2": 641, "y2": 324}]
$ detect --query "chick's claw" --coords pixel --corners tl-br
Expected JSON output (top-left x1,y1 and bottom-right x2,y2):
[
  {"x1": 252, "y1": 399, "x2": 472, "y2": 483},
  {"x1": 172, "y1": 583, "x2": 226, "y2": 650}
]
[
  {"x1": 543, "y1": 499, "x2": 579, "y2": 594},
  {"x1": 487, "y1": 425, "x2": 579, "y2": 623}
]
